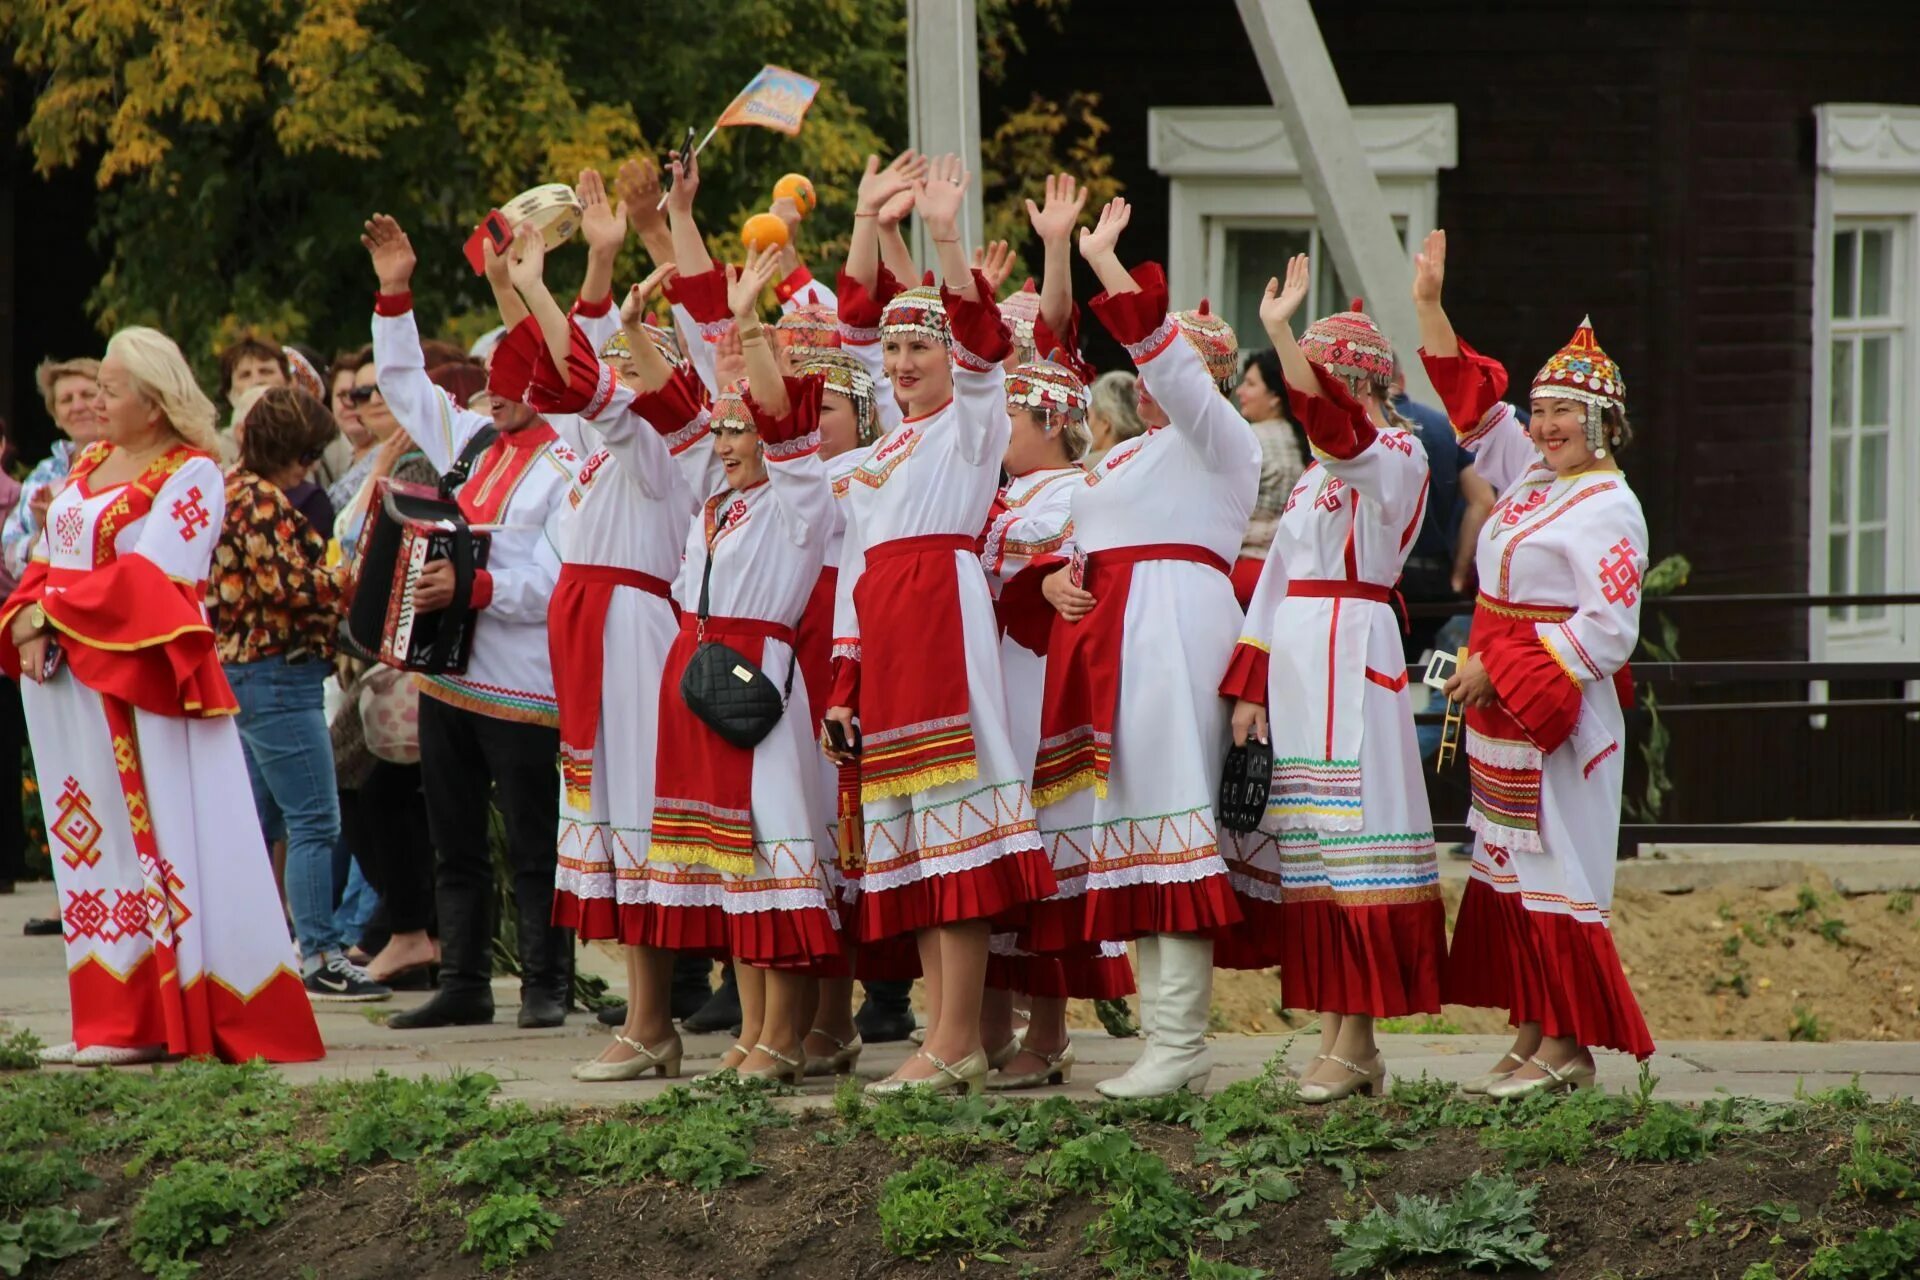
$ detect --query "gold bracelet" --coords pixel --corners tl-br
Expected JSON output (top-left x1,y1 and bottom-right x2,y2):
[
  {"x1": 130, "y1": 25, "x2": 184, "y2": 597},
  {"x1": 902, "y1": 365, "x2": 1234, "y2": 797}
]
[{"x1": 738, "y1": 327, "x2": 767, "y2": 345}]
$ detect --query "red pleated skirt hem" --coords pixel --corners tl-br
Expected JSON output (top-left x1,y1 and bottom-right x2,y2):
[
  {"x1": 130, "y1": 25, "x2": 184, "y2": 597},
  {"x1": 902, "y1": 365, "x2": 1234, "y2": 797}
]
[
  {"x1": 856, "y1": 846, "x2": 1057, "y2": 942},
  {"x1": 809, "y1": 932, "x2": 924, "y2": 981},
  {"x1": 1274, "y1": 896, "x2": 1446, "y2": 1017},
  {"x1": 552, "y1": 891, "x2": 618, "y2": 942},
  {"x1": 630, "y1": 903, "x2": 842, "y2": 971},
  {"x1": 1444, "y1": 879, "x2": 1655, "y2": 1058},
  {"x1": 1213, "y1": 896, "x2": 1286, "y2": 970},
  {"x1": 1024, "y1": 873, "x2": 1243, "y2": 950}
]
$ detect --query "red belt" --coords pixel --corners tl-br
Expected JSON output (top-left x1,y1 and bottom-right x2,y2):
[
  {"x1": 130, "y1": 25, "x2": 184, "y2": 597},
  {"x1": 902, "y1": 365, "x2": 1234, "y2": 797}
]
[
  {"x1": 1084, "y1": 543, "x2": 1231, "y2": 582},
  {"x1": 682, "y1": 613, "x2": 796, "y2": 647},
  {"x1": 559, "y1": 562, "x2": 671, "y2": 597},
  {"x1": 866, "y1": 533, "x2": 976, "y2": 564},
  {"x1": 1287, "y1": 579, "x2": 1393, "y2": 603}
]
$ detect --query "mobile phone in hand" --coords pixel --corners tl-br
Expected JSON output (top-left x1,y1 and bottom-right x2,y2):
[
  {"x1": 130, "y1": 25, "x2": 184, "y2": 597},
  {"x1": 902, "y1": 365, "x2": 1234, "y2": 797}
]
[
  {"x1": 1068, "y1": 548, "x2": 1088, "y2": 590},
  {"x1": 40, "y1": 637, "x2": 65, "y2": 682},
  {"x1": 823, "y1": 717, "x2": 861, "y2": 757},
  {"x1": 461, "y1": 209, "x2": 514, "y2": 276}
]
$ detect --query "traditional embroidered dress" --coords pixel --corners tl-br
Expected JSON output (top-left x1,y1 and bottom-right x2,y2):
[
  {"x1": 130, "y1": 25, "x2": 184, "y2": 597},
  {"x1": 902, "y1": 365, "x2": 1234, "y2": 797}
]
[
  {"x1": 1421, "y1": 327, "x2": 1654, "y2": 1058},
  {"x1": 1, "y1": 443, "x2": 322, "y2": 1062},
  {"x1": 532, "y1": 316, "x2": 715, "y2": 945},
  {"x1": 1216, "y1": 357, "x2": 1446, "y2": 1015},
  {"x1": 1023, "y1": 264, "x2": 1255, "y2": 948},
  {"x1": 828, "y1": 270, "x2": 1056, "y2": 940},
  {"x1": 370, "y1": 294, "x2": 579, "y2": 726},
  {"x1": 640, "y1": 376, "x2": 841, "y2": 967},
  {"x1": 983, "y1": 464, "x2": 1133, "y2": 998}
]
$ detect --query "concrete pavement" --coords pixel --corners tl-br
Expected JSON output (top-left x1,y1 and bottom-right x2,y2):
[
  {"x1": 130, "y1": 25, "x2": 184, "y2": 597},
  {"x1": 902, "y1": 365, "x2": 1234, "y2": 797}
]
[{"x1": 4, "y1": 889, "x2": 1914, "y2": 1107}]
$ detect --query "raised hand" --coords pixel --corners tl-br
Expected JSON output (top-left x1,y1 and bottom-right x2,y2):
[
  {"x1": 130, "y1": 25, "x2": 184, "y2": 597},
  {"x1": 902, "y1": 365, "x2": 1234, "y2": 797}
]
[
  {"x1": 506, "y1": 221, "x2": 547, "y2": 292},
  {"x1": 666, "y1": 149, "x2": 700, "y2": 217},
  {"x1": 1025, "y1": 172, "x2": 1088, "y2": 245},
  {"x1": 770, "y1": 195, "x2": 804, "y2": 237},
  {"x1": 914, "y1": 153, "x2": 970, "y2": 237},
  {"x1": 616, "y1": 158, "x2": 667, "y2": 235},
  {"x1": 1076, "y1": 197, "x2": 1130, "y2": 264},
  {"x1": 578, "y1": 168, "x2": 627, "y2": 256},
  {"x1": 857, "y1": 150, "x2": 923, "y2": 217},
  {"x1": 712, "y1": 324, "x2": 747, "y2": 391},
  {"x1": 727, "y1": 246, "x2": 783, "y2": 320},
  {"x1": 621, "y1": 263, "x2": 679, "y2": 329},
  {"x1": 1412, "y1": 229, "x2": 1446, "y2": 307},
  {"x1": 972, "y1": 239, "x2": 1014, "y2": 295},
  {"x1": 1259, "y1": 253, "x2": 1312, "y2": 333},
  {"x1": 361, "y1": 214, "x2": 417, "y2": 292},
  {"x1": 877, "y1": 184, "x2": 917, "y2": 228}
]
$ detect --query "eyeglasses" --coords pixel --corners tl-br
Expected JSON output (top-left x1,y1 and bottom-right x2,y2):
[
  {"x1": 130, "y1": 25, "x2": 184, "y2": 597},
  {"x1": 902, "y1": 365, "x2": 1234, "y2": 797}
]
[{"x1": 342, "y1": 386, "x2": 383, "y2": 406}]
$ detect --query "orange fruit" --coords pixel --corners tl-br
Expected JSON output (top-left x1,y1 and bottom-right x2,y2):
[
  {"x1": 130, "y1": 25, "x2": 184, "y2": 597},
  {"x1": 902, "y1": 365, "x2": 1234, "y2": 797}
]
[
  {"x1": 741, "y1": 212, "x2": 792, "y2": 252},
  {"x1": 773, "y1": 173, "x2": 816, "y2": 216}
]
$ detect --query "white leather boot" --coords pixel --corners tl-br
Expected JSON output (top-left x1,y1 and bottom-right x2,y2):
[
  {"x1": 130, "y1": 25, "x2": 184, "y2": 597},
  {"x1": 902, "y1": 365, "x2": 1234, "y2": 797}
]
[
  {"x1": 1094, "y1": 935, "x2": 1158, "y2": 1098},
  {"x1": 1096, "y1": 933, "x2": 1212, "y2": 1098}
]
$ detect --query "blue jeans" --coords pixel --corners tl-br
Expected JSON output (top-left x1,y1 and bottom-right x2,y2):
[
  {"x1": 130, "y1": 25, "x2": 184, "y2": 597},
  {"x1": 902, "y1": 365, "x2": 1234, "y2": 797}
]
[{"x1": 227, "y1": 656, "x2": 343, "y2": 958}]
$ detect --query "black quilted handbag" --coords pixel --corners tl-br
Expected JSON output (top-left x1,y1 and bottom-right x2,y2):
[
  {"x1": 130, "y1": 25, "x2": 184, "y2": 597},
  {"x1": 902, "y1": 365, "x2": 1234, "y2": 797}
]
[
  {"x1": 678, "y1": 505, "x2": 794, "y2": 749},
  {"x1": 1216, "y1": 737, "x2": 1274, "y2": 833}
]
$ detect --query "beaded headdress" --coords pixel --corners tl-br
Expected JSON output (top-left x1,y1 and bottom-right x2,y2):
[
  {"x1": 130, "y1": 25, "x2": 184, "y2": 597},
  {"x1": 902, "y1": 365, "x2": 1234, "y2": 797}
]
[
  {"x1": 796, "y1": 348, "x2": 878, "y2": 443},
  {"x1": 599, "y1": 322, "x2": 682, "y2": 368},
  {"x1": 999, "y1": 280, "x2": 1043, "y2": 366},
  {"x1": 709, "y1": 384, "x2": 755, "y2": 435},
  {"x1": 880, "y1": 284, "x2": 951, "y2": 346},
  {"x1": 774, "y1": 288, "x2": 841, "y2": 357},
  {"x1": 1300, "y1": 298, "x2": 1396, "y2": 390},
  {"x1": 1530, "y1": 316, "x2": 1625, "y2": 415},
  {"x1": 1173, "y1": 300, "x2": 1238, "y2": 389},
  {"x1": 1006, "y1": 358, "x2": 1090, "y2": 425}
]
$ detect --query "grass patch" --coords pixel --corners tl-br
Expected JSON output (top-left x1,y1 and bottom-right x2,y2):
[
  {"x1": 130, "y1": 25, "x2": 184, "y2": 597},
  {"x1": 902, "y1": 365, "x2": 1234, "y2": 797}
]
[{"x1": 877, "y1": 1155, "x2": 1032, "y2": 1260}]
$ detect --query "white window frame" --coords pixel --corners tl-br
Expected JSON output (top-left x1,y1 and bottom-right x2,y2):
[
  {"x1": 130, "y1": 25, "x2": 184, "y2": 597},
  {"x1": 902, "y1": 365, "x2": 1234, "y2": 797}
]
[
  {"x1": 1810, "y1": 105, "x2": 1920, "y2": 675},
  {"x1": 1147, "y1": 104, "x2": 1456, "y2": 318}
]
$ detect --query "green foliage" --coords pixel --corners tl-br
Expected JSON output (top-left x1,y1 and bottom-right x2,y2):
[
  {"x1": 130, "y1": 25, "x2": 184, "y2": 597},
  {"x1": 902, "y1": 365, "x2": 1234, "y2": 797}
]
[
  {"x1": 326, "y1": 1071, "x2": 499, "y2": 1163},
  {"x1": 1325, "y1": 1173, "x2": 1552, "y2": 1275},
  {"x1": 1608, "y1": 1101, "x2": 1719, "y2": 1163},
  {"x1": 127, "y1": 1156, "x2": 304, "y2": 1276},
  {"x1": 1836, "y1": 1123, "x2": 1917, "y2": 1201},
  {"x1": 1686, "y1": 1199, "x2": 1722, "y2": 1237},
  {"x1": 1887, "y1": 891, "x2": 1913, "y2": 916},
  {"x1": 572, "y1": 1078, "x2": 785, "y2": 1191},
  {"x1": 1481, "y1": 1089, "x2": 1618, "y2": 1169},
  {"x1": 444, "y1": 1121, "x2": 576, "y2": 1197},
  {"x1": 877, "y1": 1156, "x2": 1030, "y2": 1260},
  {"x1": 1376, "y1": 1014, "x2": 1465, "y2": 1034},
  {"x1": 0, "y1": 1146, "x2": 98, "y2": 1214},
  {"x1": 459, "y1": 1192, "x2": 564, "y2": 1271},
  {"x1": 0, "y1": 1207, "x2": 115, "y2": 1277},
  {"x1": 1, "y1": 0, "x2": 1115, "y2": 382},
  {"x1": 0, "y1": 1029, "x2": 42, "y2": 1073},
  {"x1": 1186, "y1": 1256, "x2": 1269, "y2": 1280},
  {"x1": 1094, "y1": 997, "x2": 1140, "y2": 1038},
  {"x1": 1743, "y1": 1263, "x2": 1781, "y2": 1280},
  {"x1": 1805, "y1": 1217, "x2": 1920, "y2": 1280},
  {"x1": 1791, "y1": 1005, "x2": 1830, "y2": 1043},
  {"x1": 1625, "y1": 552, "x2": 1689, "y2": 820}
]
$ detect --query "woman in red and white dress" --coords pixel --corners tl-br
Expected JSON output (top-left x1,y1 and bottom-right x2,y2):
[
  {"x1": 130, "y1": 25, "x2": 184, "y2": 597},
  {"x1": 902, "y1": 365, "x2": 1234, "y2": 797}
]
[
  {"x1": 1220, "y1": 257, "x2": 1446, "y2": 1103},
  {"x1": 1413, "y1": 230, "x2": 1654, "y2": 1094},
  {"x1": 3, "y1": 327, "x2": 323, "y2": 1066},
  {"x1": 1027, "y1": 198, "x2": 1258, "y2": 1099},
  {"x1": 824, "y1": 154, "x2": 1056, "y2": 1094},
  {"x1": 510, "y1": 193, "x2": 716, "y2": 1080}
]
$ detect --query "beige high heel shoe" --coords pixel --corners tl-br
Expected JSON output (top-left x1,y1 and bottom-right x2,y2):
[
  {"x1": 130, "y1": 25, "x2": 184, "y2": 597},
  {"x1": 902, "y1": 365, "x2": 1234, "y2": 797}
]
[
  {"x1": 987, "y1": 1042, "x2": 1075, "y2": 1091},
  {"x1": 693, "y1": 1042, "x2": 751, "y2": 1082},
  {"x1": 573, "y1": 1033, "x2": 683, "y2": 1082},
  {"x1": 986, "y1": 1038, "x2": 1023, "y2": 1071},
  {"x1": 739, "y1": 1043, "x2": 804, "y2": 1086},
  {"x1": 1297, "y1": 1053, "x2": 1386, "y2": 1104},
  {"x1": 1460, "y1": 1050, "x2": 1526, "y2": 1095},
  {"x1": 803, "y1": 1030, "x2": 864, "y2": 1077},
  {"x1": 1484, "y1": 1055, "x2": 1595, "y2": 1100},
  {"x1": 864, "y1": 1049, "x2": 989, "y2": 1096}
]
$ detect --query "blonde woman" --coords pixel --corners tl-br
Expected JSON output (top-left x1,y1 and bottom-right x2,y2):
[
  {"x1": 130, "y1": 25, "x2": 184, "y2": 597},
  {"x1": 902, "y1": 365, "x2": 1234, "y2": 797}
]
[
  {"x1": 3, "y1": 327, "x2": 324, "y2": 1066},
  {"x1": 1082, "y1": 370, "x2": 1146, "y2": 469}
]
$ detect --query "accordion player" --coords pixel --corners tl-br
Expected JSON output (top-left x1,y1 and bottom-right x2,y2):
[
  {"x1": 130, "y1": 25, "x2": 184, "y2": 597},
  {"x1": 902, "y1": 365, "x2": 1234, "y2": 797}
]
[{"x1": 346, "y1": 477, "x2": 491, "y2": 674}]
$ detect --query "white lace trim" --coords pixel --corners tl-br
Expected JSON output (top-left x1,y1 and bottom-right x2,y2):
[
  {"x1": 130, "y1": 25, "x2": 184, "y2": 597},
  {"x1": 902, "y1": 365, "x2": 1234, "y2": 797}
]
[
  {"x1": 763, "y1": 429, "x2": 821, "y2": 463},
  {"x1": 1080, "y1": 853, "x2": 1229, "y2": 894},
  {"x1": 1465, "y1": 728, "x2": 1543, "y2": 770},
  {"x1": 840, "y1": 322, "x2": 880, "y2": 346},
  {"x1": 1122, "y1": 315, "x2": 1178, "y2": 363},
  {"x1": 661, "y1": 409, "x2": 711, "y2": 456},
  {"x1": 860, "y1": 824, "x2": 1044, "y2": 895},
  {"x1": 952, "y1": 337, "x2": 996, "y2": 373},
  {"x1": 1465, "y1": 808, "x2": 1545, "y2": 856}
]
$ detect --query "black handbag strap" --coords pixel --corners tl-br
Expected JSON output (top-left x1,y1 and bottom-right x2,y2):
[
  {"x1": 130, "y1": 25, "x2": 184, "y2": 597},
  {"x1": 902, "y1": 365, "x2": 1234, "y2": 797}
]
[
  {"x1": 695, "y1": 500, "x2": 795, "y2": 700},
  {"x1": 439, "y1": 425, "x2": 499, "y2": 501}
]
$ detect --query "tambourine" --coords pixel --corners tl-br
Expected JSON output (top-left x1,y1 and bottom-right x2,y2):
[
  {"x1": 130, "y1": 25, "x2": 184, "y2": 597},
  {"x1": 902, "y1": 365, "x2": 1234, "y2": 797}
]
[{"x1": 500, "y1": 183, "x2": 584, "y2": 249}]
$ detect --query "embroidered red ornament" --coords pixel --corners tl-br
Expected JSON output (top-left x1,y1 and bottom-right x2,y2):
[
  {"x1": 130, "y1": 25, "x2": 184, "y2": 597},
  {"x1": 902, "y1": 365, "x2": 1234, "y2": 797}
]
[
  {"x1": 1598, "y1": 538, "x2": 1641, "y2": 606},
  {"x1": 52, "y1": 776, "x2": 104, "y2": 870},
  {"x1": 1314, "y1": 476, "x2": 1347, "y2": 513},
  {"x1": 170, "y1": 486, "x2": 211, "y2": 540}
]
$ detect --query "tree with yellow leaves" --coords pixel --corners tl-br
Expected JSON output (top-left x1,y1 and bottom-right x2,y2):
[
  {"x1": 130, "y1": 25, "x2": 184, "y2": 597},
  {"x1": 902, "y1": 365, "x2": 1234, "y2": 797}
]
[{"x1": 4, "y1": 0, "x2": 1117, "y2": 374}]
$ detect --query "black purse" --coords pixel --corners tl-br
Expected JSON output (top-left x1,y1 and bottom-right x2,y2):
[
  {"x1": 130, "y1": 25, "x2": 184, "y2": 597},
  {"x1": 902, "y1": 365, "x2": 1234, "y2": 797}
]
[
  {"x1": 678, "y1": 504, "x2": 795, "y2": 749},
  {"x1": 1216, "y1": 737, "x2": 1274, "y2": 833}
]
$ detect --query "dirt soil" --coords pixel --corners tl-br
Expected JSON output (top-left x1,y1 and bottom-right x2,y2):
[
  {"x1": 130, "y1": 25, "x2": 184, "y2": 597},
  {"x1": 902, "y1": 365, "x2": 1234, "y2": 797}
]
[
  {"x1": 48, "y1": 1110, "x2": 1906, "y2": 1280},
  {"x1": 1076, "y1": 875, "x2": 1920, "y2": 1043}
]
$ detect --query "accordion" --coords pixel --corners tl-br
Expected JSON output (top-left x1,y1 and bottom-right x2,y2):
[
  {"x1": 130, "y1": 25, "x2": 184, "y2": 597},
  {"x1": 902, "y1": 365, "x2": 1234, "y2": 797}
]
[{"x1": 346, "y1": 478, "x2": 490, "y2": 675}]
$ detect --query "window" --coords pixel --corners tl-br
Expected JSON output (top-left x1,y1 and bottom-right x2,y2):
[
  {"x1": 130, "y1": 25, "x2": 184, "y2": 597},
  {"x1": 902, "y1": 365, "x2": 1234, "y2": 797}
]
[
  {"x1": 1149, "y1": 104, "x2": 1454, "y2": 354},
  {"x1": 1826, "y1": 224, "x2": 1903, "y2": 626},
  {"x1": 1811, "y1": 106, "x2": 1920, "y2": 665}
]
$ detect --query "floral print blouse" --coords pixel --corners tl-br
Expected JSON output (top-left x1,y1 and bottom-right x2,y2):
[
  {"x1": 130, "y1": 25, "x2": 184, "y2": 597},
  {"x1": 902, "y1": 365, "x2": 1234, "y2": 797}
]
[{"x1": 207, "y1": 470, "x2": 346, "y2": 665}]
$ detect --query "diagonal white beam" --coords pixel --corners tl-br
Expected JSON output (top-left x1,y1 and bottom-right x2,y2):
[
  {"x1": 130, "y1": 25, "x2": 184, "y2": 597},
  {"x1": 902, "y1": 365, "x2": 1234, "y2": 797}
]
[{"x1": 1235, "y1": 0, "x2": 1437, "y2": 402}]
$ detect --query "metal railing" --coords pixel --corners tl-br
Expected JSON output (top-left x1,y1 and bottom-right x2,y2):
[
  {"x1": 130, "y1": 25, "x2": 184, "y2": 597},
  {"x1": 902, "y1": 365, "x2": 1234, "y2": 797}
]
[{"x1": 1409, "y1": 590, "x2": 1920, "y2": 853}]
